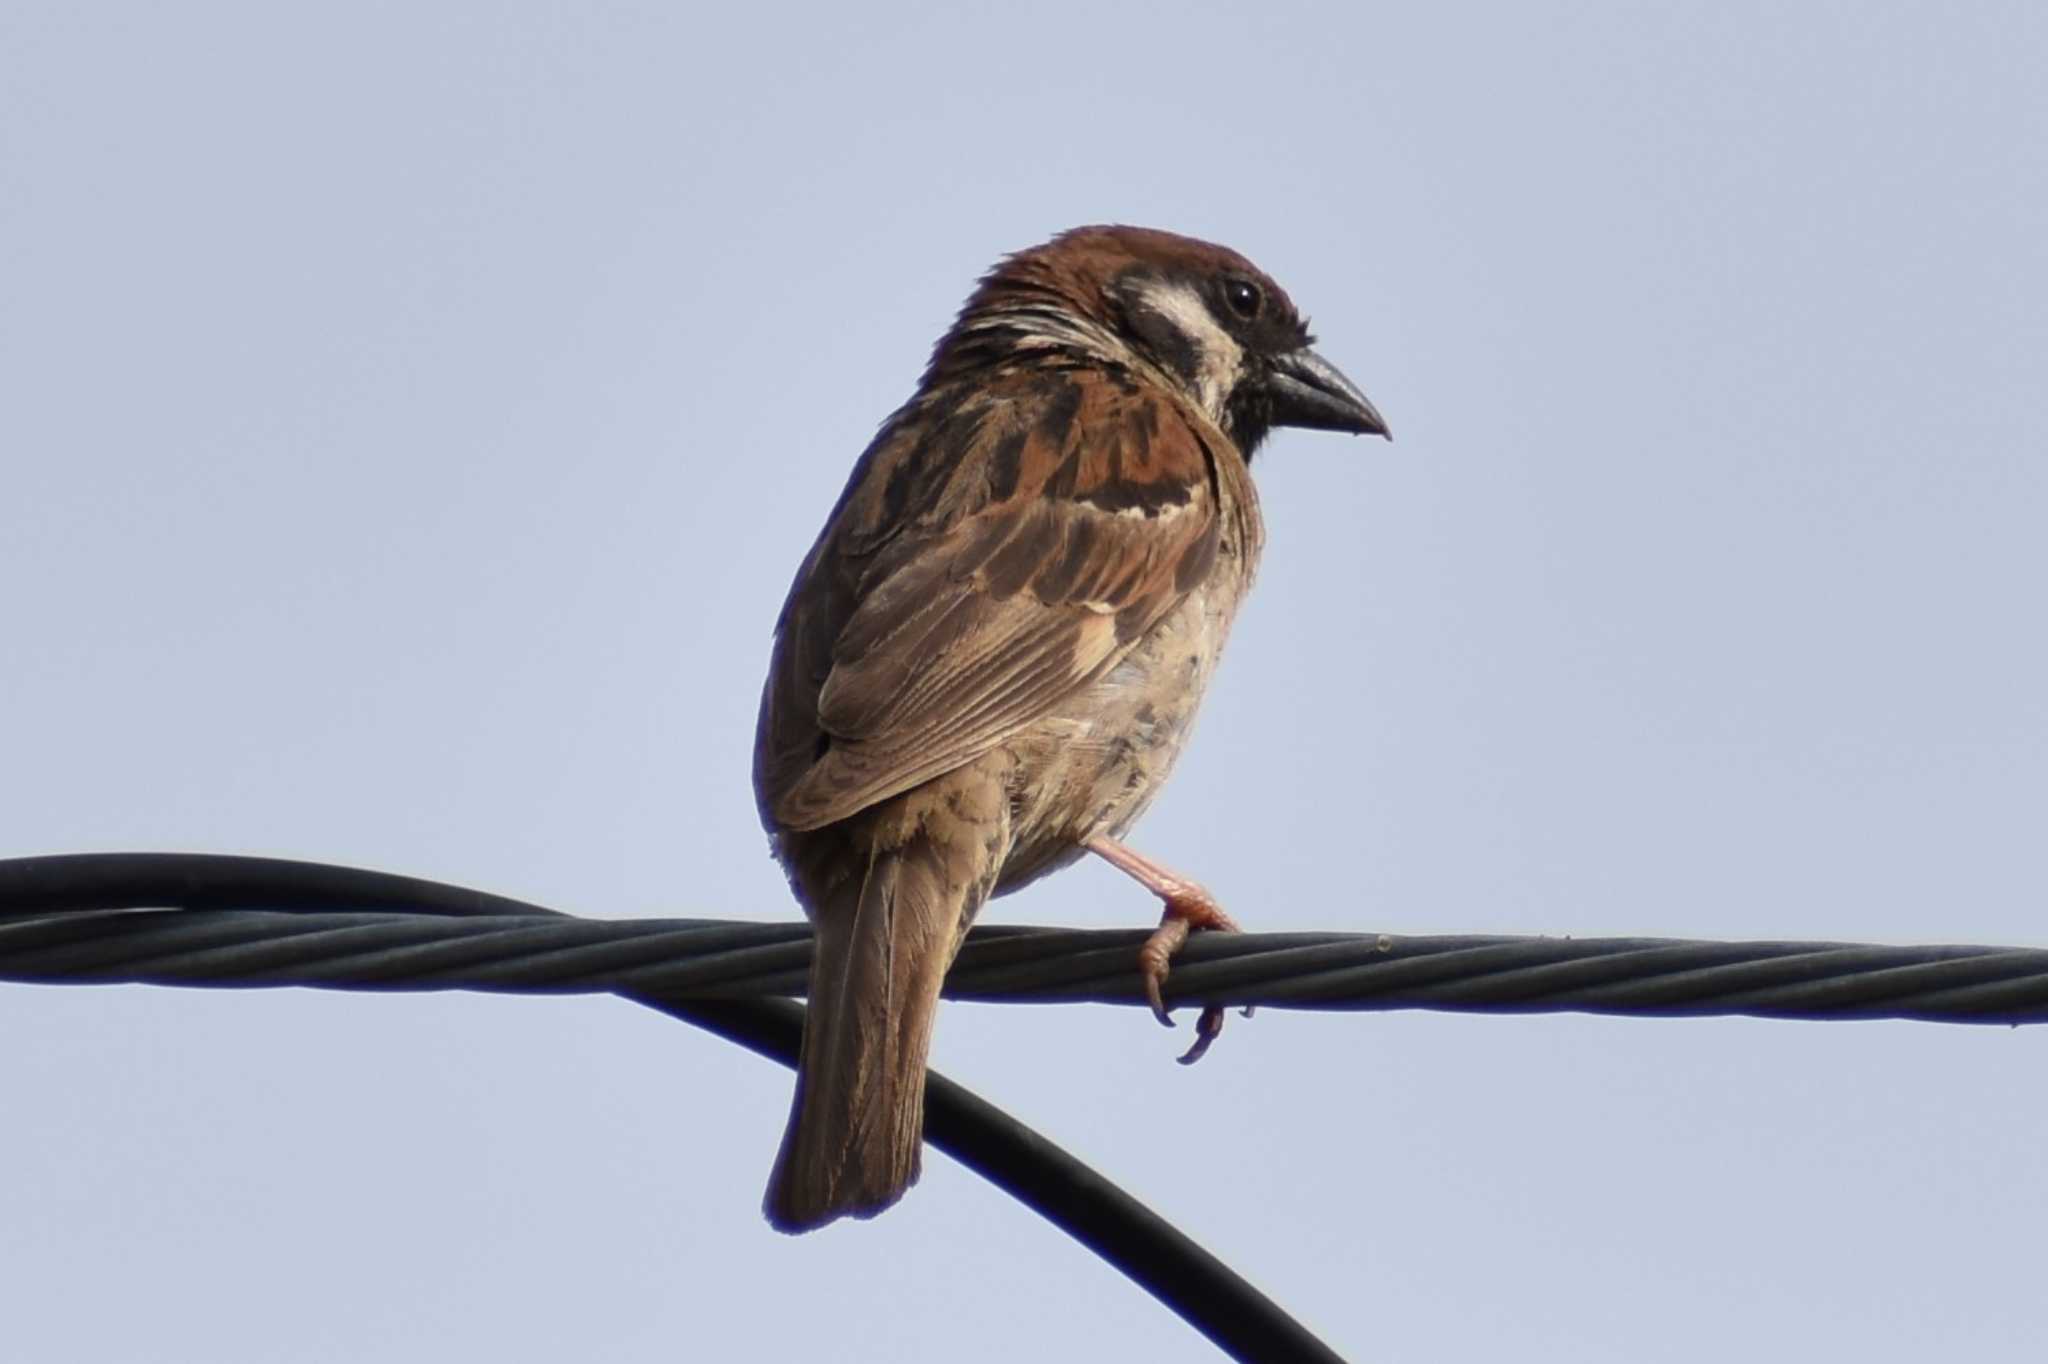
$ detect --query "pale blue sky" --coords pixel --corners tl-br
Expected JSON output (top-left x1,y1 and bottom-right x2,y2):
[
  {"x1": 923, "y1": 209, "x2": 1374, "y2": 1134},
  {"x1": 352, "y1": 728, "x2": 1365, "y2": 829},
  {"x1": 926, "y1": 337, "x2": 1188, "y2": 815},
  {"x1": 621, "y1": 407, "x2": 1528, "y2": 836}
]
[{"x1": 4, "y1": 3, "x2": 2045, "y2": 1359}]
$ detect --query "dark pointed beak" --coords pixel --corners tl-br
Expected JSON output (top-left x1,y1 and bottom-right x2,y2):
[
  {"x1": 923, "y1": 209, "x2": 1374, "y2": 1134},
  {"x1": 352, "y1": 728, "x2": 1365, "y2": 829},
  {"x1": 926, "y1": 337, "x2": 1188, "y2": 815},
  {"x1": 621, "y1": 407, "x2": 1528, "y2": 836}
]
[{"x1": 1267, "y1": 347, "x2": 1390, "y2": 439}]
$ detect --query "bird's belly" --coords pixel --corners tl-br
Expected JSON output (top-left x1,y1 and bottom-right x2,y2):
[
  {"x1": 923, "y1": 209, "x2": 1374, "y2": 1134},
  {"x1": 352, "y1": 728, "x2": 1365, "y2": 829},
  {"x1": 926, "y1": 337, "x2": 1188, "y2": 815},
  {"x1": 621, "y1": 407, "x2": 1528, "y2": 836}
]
[{"x1": 993, "y1": 581, "x2": 1241, "y2": 894}]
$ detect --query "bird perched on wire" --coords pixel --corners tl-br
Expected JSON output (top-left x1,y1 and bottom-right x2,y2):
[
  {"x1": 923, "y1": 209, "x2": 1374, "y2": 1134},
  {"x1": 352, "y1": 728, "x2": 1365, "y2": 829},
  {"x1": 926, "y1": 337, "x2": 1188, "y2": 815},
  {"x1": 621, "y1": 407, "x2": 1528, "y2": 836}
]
[{"x1": 753, "y1": 225, "x2": 1388, "y2": 1232}]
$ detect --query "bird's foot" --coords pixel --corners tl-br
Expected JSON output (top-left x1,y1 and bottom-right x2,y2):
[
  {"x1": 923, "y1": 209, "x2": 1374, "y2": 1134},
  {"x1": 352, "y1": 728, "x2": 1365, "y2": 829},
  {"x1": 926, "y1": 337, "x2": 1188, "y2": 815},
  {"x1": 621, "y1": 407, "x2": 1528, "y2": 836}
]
[{"x1": 1084, "y1": 836, "x2": 1242, "y2": 1063}]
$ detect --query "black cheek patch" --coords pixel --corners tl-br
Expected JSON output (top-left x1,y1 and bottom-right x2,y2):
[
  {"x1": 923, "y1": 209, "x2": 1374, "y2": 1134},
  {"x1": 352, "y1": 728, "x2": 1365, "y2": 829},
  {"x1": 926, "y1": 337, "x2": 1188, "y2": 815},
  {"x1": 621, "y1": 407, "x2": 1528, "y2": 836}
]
[{"x1": 1130, "y1": 305, "x2": 1201, "y2": 387}]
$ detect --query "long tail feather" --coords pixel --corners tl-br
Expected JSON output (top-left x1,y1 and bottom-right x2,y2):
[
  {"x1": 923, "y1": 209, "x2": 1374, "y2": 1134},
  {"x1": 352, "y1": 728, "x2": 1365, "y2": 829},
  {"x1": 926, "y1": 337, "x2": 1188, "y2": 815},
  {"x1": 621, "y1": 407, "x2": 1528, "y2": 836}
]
[{"x1": 764, "y1": 813, "x2": 996, "y2": 1232}]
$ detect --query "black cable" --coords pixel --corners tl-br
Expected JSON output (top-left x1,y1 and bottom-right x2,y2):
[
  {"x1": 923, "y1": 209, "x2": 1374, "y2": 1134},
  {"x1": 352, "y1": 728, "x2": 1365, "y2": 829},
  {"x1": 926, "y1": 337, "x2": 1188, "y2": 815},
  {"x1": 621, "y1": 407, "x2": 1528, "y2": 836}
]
[
  {"x1": 0, "y1": 852, "x2": 1344, "y2": 1364},
  {"x1": 669, "y1": 998, "x2": 1342, "y2": 1364},
  {"x1": 7, "y1": 868, "x2": 2047, "y2": 1026},
  {"x1": 0, "y1": 851, "x2": 552, "y2": 918}
]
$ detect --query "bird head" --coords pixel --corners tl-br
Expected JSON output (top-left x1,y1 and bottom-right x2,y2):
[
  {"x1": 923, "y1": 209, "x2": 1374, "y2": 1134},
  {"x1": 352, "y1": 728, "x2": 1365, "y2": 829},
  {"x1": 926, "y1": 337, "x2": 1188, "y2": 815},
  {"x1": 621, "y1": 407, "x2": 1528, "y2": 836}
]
[{"x1": 934, "y1": 224, "x2": 1389, "y2": 456}]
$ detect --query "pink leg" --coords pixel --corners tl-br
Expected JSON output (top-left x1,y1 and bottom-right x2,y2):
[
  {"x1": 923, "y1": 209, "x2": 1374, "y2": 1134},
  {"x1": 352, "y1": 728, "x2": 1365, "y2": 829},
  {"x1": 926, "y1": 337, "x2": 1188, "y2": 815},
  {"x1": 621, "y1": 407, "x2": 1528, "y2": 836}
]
[{"x1": 1085, "y1": 835, "x2": 1241, "y2": 1064}]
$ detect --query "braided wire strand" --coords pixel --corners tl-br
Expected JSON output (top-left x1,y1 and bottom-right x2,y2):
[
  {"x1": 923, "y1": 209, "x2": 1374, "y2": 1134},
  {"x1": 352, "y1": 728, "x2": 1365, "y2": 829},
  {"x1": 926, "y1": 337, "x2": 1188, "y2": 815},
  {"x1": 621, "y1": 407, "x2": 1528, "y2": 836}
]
[{"x1": 5, "y1": 904, "x2": 2047, "y2": 1024}]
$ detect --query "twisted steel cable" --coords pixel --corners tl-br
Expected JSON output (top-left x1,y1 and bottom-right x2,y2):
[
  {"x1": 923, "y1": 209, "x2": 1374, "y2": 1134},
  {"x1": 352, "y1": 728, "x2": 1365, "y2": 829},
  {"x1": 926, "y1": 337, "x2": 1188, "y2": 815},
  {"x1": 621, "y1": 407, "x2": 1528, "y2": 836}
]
[{"x1": 5, "y1": 855, "x2": 2047, "y2": 1024}]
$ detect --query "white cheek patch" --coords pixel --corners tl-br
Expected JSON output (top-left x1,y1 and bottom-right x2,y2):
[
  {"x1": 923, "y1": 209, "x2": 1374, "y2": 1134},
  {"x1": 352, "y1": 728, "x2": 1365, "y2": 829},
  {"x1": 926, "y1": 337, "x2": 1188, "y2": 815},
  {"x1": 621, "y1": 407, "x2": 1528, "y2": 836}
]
[{"x1": 1134, "y1": 280, "x2": 1243, "y2": 424}]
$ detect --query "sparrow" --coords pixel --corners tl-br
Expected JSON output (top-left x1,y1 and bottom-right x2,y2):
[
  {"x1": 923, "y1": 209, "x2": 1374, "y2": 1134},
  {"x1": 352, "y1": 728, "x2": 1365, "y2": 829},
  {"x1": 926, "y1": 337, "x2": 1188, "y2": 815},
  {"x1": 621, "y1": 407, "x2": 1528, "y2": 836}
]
[{"x1": 753, "y1": 225, "x2": 1387, "y2": 1232}]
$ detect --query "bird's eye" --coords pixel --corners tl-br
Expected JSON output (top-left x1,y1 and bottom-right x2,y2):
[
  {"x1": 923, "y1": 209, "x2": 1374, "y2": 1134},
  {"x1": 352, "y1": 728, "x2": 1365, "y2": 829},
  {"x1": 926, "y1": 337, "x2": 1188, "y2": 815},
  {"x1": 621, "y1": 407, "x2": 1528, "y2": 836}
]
[{"x1": 1223, "y1": 278, "x2": 1263, "y2": 321}]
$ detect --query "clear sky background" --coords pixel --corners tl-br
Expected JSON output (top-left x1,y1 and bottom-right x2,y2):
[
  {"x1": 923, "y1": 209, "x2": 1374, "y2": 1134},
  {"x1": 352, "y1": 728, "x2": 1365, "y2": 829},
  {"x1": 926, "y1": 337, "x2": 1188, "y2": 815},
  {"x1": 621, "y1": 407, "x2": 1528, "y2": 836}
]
[{"x1": 4, "y1": 3, "x2": 2045, "y2": 1360}]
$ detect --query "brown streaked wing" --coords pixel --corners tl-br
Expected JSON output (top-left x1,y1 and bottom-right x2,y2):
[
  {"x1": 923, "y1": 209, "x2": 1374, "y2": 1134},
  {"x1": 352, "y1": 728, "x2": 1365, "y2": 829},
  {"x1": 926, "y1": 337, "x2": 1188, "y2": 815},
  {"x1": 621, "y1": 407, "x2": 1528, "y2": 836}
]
[{"x1": 770, "y1": 370, "x2": 1223, "y2": 832}]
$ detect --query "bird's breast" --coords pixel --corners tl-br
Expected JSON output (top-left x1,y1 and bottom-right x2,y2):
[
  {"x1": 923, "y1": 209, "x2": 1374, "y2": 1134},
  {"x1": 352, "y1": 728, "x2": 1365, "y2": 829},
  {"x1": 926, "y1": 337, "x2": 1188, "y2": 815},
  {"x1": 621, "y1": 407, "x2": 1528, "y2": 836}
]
[{"x1": 993, "y1": 497, "x2": 1260, "y2": 895}]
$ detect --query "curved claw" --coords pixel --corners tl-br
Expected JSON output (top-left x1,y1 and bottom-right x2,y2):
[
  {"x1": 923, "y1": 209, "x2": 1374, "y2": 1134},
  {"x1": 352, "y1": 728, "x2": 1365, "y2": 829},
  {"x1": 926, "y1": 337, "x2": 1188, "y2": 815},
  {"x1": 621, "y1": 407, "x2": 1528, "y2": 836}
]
[
  {"x1": 1144, "y1": 971, "x2": 1174, "y2": 1028},
  {"x1": 1176, "y1": 1005, "x2": 1226, "y2": 1064}
]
